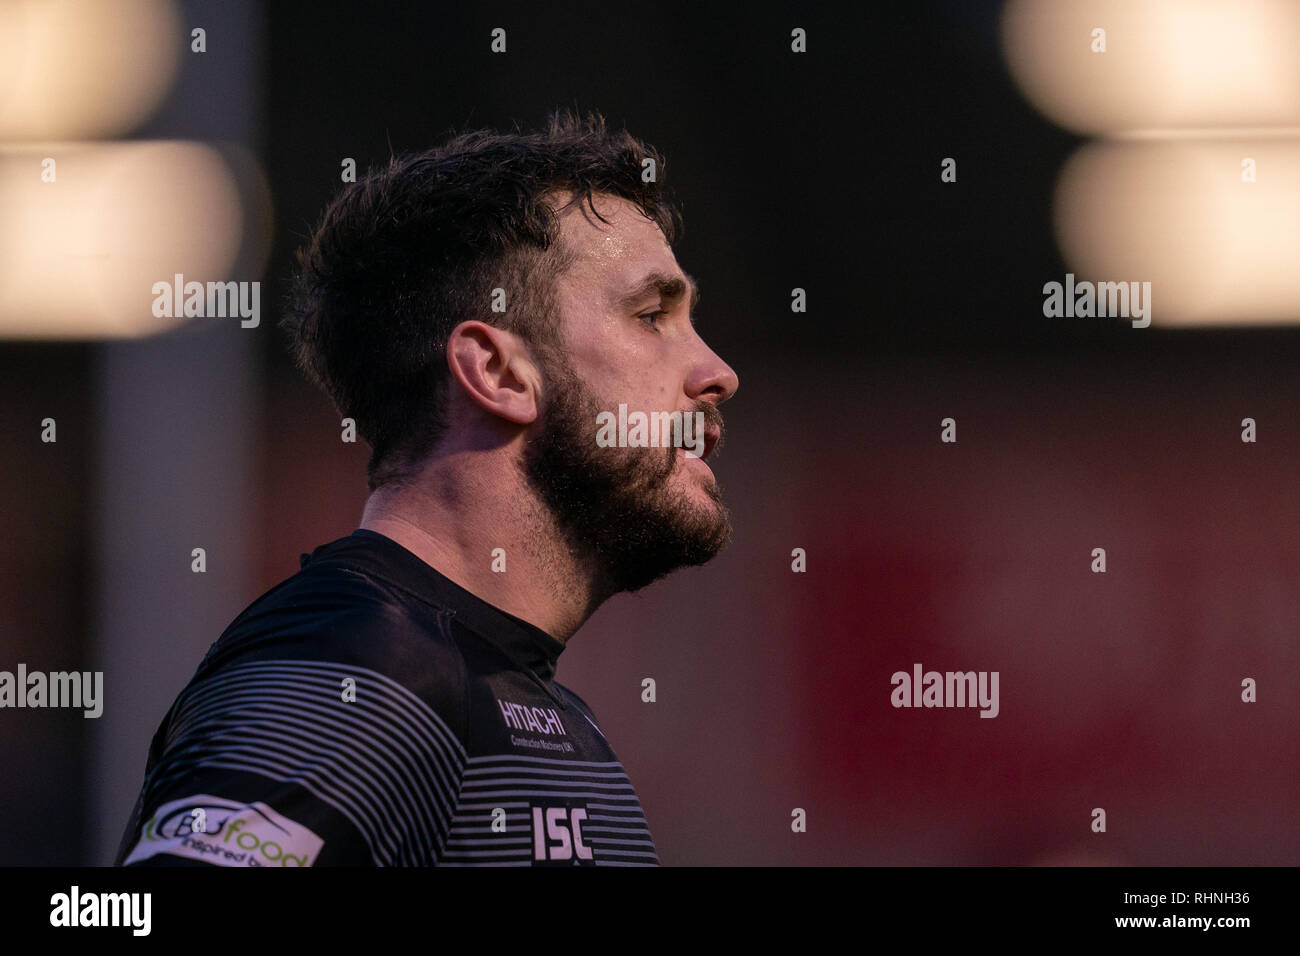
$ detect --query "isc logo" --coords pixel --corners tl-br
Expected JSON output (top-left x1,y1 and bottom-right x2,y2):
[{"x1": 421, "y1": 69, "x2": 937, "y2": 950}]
[{"x1": 531, "y1": 806, "x2": 593, "y2": 863}]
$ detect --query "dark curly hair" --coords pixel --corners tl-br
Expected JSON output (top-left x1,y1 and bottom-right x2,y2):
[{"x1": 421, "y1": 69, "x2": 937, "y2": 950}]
[{"x1": 282, "y1": 108, "x2": 684, "y2": 492}]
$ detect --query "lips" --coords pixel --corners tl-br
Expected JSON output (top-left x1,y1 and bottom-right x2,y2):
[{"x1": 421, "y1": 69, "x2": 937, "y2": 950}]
[{"x1": 678, "y1": 422, "x2": 721, "y2": 464}]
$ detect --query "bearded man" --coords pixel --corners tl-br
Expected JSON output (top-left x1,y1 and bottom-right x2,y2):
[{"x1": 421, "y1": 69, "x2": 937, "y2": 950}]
[{"x1": 113, "y1": 109, "x2": 738, "y2": 867}]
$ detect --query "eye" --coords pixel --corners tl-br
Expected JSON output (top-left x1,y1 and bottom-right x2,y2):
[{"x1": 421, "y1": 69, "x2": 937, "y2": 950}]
[{"x1": 639, "y1": 309, "x2": 668, "y2": 328}]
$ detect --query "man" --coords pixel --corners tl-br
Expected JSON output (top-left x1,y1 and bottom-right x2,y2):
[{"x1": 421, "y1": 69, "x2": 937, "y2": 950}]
[{"x1": 113, "y1": 109, "x2": 739, "y2": 866}]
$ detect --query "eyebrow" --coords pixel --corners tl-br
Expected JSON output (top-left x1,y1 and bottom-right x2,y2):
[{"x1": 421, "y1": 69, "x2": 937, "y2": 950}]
[{"x1": 615, "y1": 270, "x2": 700, "y2": 321}]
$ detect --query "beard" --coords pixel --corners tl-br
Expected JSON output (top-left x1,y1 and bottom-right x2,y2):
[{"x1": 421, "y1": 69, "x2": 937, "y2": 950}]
[{"x1": 522, "y1": 356, "x2": 732, "y2": 595}]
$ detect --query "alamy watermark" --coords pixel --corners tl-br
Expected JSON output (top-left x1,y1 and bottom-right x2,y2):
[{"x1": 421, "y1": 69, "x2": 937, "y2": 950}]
[
  {"x1": 1043, "y1": 273, "x2": 1151, "y2": 328},
  {"x1": 891, "y1": 663, "x2": 999, "y2": 718},
  {"x1": 50, "y1": 886, "x2": 150, "y2": 936},
  {"x1": 0, "y1": 664, "x2": 102, "y2": 718},
  {"x1": 151, "y1": 273, "x2": 260, "y2": 328},
  {"x1": 595, "y1": 403, "x2": 705, "y2": 458}
]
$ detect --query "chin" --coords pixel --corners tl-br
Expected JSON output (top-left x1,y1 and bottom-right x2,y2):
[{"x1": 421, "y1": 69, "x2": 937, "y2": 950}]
[{"x1": 674, "y1": 460, "x2": 722, "y2": 503}]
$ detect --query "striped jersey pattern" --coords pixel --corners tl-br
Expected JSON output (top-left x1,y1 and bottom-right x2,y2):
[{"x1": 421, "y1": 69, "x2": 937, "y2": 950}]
[
  {"x1": 114, "y1": 529, "x2": 658, "y2": 867},
  {"x1": 443, "y1": 755, "x2": 659, "y2": 866}
]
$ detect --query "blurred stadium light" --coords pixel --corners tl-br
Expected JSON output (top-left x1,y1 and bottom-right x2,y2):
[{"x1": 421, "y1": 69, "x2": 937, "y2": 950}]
[
  {"x1": 1001, "y1": 0, "x2": 1300, "y2": 326},
  {"x1": 0, "y1": 0, "x2": 269, "y2": 339}
]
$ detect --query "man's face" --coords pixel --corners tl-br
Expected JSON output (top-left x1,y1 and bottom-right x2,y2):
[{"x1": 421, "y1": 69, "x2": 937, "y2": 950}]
[{"x1": 523, "y1": 192, "x2": 740, "y2": 594}]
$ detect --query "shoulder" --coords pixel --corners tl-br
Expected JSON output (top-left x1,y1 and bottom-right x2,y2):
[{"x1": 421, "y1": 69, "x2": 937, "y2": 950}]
[
  {"x1": 186, "y1": 559, "x2": 471, "y2": 735},
  {"x1": 125, "y1": 565, "x2": 472, "y2": 867}
]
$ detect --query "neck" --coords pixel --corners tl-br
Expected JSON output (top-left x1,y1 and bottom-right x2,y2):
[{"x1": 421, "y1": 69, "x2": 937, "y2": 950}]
[{"x1": 358, "y1": 447, "x2": 607, "y2": 643}]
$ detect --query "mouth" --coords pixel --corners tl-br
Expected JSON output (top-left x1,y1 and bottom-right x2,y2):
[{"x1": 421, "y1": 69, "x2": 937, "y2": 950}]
[
  {"x1": 676, "y1": 422, "x2": 721, "y2": 486},
  {"x1": 677, "y1": 423, "x2": 720, "y2": 460}
]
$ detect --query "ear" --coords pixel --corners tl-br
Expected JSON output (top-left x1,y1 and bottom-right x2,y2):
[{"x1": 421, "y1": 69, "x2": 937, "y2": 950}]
[{"x1": 446, "y1": 321, "x2": 540, "y2": 426}]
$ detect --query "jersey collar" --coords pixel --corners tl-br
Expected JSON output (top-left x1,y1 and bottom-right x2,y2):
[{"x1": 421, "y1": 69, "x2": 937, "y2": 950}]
[{"x1": 303, "y1": 528, "x2": 567, "y2": 682}]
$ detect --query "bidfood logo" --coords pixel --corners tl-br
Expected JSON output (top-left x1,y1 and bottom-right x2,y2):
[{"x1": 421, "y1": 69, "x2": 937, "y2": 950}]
[{"x1": 124, "y1": 794, "x2": 325, "y2": 867}]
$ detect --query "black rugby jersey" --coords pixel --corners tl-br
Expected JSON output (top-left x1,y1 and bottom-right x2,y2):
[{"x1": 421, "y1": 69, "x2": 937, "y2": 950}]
[{"x1": 114, "y1": 528, "x2": 658, "y2": 867}]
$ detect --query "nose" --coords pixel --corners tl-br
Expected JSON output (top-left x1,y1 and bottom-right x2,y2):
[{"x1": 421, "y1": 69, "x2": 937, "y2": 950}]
[{"x1": 685, "y1": 333, "x2": 739, "y2": 405}]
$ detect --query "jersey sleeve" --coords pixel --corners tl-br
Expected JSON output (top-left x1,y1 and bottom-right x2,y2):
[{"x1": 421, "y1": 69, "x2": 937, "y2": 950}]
[{"x1": 114, "y1": 604, "x2": 469, "y2": 867}]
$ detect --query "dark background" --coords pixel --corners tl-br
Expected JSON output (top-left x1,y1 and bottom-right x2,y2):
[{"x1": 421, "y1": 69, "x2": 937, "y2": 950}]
[{"x1": 2, "y1": 0, "x2": 1296, "y2": 865}]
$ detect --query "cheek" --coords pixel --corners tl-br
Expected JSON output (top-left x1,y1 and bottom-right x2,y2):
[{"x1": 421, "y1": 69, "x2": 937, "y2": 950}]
[{"x1": 572, "y1": 333, "x2": 666, "y2": 398}]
